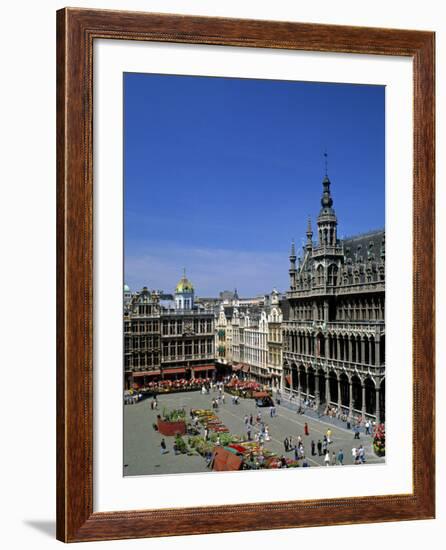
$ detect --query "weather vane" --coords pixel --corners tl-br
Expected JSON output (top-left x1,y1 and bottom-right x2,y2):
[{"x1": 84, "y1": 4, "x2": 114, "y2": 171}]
[{"x1": 324, "y1": 149, "x2": 328, "y2": 176}]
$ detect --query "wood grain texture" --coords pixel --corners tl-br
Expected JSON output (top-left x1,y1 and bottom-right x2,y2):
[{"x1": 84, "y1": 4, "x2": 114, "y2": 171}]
[{"x1": 56, "y1": 7, "x2": 435, "y2": 543}]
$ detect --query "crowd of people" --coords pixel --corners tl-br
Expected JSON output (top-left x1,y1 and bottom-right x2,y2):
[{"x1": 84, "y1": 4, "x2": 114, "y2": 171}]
[{"x1": 150, "y1": 379, "x2": 376, "y2": 467}]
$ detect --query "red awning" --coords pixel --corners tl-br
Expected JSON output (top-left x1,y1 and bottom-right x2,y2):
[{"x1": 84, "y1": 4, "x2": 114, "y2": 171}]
[
  {"x1": 133, "y1": 370, "x2": 161, "y2": 378},
  {"x1": 193, "y1": 365, "x2": 215, "y2": 372},
  {"x1": 285, "y1": 375, "x2": 292, "y2": 386},
  {"x1": 253, "y1": 391, "x2": 269, "y2": 398},
  {"x1": 241, "y1": 365, "x2": 250, "y2": 373},
  {"x1": 162, "y1": 368, "x2": 186, "y2": 375},
  {"x1": 212, "y1": 447, "x2": 243, "y2": 472}
]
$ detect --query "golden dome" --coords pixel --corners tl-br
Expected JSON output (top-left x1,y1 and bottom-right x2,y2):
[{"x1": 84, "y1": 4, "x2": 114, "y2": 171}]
[{"x1": 175, "y1": 273, "x2": 194, "y2": 293}]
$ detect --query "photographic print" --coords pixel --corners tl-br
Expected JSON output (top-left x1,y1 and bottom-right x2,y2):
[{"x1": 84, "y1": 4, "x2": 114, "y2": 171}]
[{"x1": 123, "y1": 73, "x2": 386, "y2": 477}]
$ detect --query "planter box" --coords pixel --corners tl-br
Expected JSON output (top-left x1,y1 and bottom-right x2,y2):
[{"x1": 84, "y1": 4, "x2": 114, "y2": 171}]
[{"x1": 157, "y1": 418, "x2": 186, "y2": 436}]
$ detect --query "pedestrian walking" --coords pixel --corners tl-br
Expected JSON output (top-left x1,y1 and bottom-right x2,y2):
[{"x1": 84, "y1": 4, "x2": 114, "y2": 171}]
[
  {"x1": 337, "y1": 449, "x2": 344, "y2": 465},
  {"x1": 331, "y1": 451, "x2": 337, "y2": 465},
  {"x1": 311, "y1": 440, "x2": 316, "y2": 456},
  {"x1": 304, "y1": 422, "x2": 309, "y2": 436},
  {"x1": 160, "y1": 439, "x2": 168, "y2": 455},
  {"x1": 326, "y1": 428, "x2": 332, "y2": 444},
  {"x1": 354, "y1": 426, "x2": 360, "y2": 439},
  {"x1": 284, "y1": 437, "x2": 289, "y2": 452},
  {"x1": 324, "y1": 451, "x2": 330, "y2": 466},
  {"x1": 317, "y1": 440, "x2": 322, "y2": 456}
]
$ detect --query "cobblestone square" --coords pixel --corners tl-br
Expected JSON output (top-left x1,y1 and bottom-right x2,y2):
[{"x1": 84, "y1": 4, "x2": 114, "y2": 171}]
[{"x1": 124, "y1": 390, "x2": 383, "y2": 476}]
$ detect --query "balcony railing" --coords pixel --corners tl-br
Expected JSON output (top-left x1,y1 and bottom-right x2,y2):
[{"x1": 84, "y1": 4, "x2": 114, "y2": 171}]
[
  {"x1": 282, "y1": 320, "x2": 384, "y2": 334},
  {"x1": 287, "y1": 280, "x2": 384, "y2": 299},
  {"x1": 162, "y1": 353, "x2": 214, "y2": 362},
  {"x1": 161, "y1": 309, "x2": 214, "y2": 317},
  {"x1": 283, "y1": 351, "x2": 385, "y2": 376}
]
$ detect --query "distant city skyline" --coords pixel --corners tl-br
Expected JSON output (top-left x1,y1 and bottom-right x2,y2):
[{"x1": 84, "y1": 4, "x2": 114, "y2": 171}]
[{"x1": 124, "y1": 73, "x2": 385, "y2": 296}]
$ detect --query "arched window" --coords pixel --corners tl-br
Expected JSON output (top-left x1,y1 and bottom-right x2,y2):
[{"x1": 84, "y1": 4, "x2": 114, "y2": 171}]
[{"x1": 327, "y1": 265, "x2": 338, "y2": 286}]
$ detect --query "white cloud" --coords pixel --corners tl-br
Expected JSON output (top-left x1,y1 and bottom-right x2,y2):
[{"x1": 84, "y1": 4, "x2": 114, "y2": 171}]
[{"x1": 125, "y1": 245, "x2": 289, "y2": 297}]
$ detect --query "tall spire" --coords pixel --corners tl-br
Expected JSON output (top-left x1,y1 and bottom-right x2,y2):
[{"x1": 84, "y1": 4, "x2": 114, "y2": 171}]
[
  {"x1": 289, "y1": 239, "x2": 296, "y2": 269},
  {"x1": 317, "y1": 152, "x2": 338, "y2": 247},
  {"x1": 289, "y1": 239, "x2": 297, "y2": 289},
  {"x1": 306, "y1": 217, "x2": 313, "y2": 250}
]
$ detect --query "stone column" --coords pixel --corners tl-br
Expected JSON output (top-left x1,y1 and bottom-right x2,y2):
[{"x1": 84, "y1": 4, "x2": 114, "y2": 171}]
[
  {"x1": 325, "y1": 376, "x2": 331, "y2": 405},
  {"x1": 315, "y1": 373, "x2": 320, "y2": 407},
  {"x1": 337, "y1": 377, "x2": 342, "y2": 408},
  {"x1": 375, "y1": 387, "x2": 381, "y2": 423},
  {"x1": 361, "y1": 384, "x2": 366, "y2": 418},
  {"x1": 324, "y1": 300, "x2": 329, "y2": 322},
  {"x1": 337, "y1": 336, "x2": 341, "y2": 360},
  {"x1": 348, "y1": 381, "x2": 353, "y2": 418},
  {"x1": 361, "y1": 337, "x2": 366, "y2": 365},
  {"x1": 375, "y1": 337, "x2": 380, "y2": 367}
]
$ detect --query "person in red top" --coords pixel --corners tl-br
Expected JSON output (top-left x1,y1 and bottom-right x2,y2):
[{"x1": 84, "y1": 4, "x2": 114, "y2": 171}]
[{"x1": 304, "y1": 422, "x2": 310, "y2": 436}]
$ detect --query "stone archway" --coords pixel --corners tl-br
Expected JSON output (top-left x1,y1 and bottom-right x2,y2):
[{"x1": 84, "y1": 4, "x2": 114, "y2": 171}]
[
  {"x1": 379, "y1": 378, "x2": 386, "y2": 422},
  {"x1": 316, "y1": 333, "x2": 325, "y2": 357},
  {"x1": 318, "y1": 369, "x2": 326, "y2": 404},
  {"x1": 339, "y1": 372, "x2": 350, "y2": 407},
  {"x1": 351, "y1": 374, "x2": 362, "y2": 411},
  {"x1": 328, "y1": 370, "x2": 338, "y2": 404},
  {"x1": 307, "y1": 366, "x2": 316, "y2": 397},
  {"x1": 364, "y1": 377, "x2": 376, "y2": 415},
  {"x1": 299, "y1": 364, "x2": 307, "y2": 395}
]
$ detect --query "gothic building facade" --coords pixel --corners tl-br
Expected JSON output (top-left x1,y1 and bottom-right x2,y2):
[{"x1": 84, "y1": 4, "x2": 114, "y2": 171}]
[
  {"x1": 282, "y1": 174, "x2": 385, "y2": 421},
  {"x1": 124, "y1": 286, "x2": 161, "y2": 389},
  {"x1": 215, "y1": 290, "x2": 284, "y2": 387},
  {"x1": 124, "y1": 273, "x2": 215, "y2": 388},
  {"x1": 161, "y1": 272, "x2": 215, "y2": 380}
]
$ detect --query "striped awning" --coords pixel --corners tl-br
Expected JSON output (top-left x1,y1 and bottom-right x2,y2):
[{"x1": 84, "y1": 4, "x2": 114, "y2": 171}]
[
  {"x1": 193, "y1": 365, "x2": 215, "y2": 372},
  {"x1": 133, "y1": 370, "x2": 161, "y2": 378},
  {"x1": 162, "y1": 368, "x2": 186, "y2": 375}
]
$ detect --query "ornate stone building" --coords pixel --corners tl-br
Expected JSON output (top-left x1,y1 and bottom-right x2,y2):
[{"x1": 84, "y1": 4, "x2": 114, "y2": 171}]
[
  {"x1": 160, "y1": 272, "x2": 215, "y2": 380},
  {"x1": 124, "y1": 286, "x2": 161, "y2": 388},
  {"x1": 282, "y1": 174, "x2": 385, "y2": 421},
  {"x1": 215, "y1": 291, "x2": 283, "y2": 386},
  {"x1": 266, "y1": 290, "x2": 283, "y2": 388},
  {"x1": 124, "y1": 273, "x2": 216, "y2": 388}
]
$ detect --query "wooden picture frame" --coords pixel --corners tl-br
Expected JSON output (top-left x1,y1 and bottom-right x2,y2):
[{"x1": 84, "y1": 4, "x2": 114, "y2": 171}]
[{"x1": 56, "y1": 7, "x2": 435, "y2": 542}]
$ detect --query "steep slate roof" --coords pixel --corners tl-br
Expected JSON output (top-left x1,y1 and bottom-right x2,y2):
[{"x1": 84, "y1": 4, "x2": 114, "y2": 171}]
[
  {"x1": 279, "y1": 298, "x2": 291, "y2": 321},
  {"x1": 342, "y1": 229, "x2": 384, "y2": 263}
]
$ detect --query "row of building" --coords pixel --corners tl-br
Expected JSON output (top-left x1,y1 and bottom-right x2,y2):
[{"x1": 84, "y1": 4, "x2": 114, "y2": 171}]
[{"x1": 124, "y1": 172, "x2": 385, "y2": 422}]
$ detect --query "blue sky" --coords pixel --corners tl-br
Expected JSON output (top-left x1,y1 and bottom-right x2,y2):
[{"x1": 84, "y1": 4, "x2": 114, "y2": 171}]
[{"x1": 124, "y1": 73, "x2": 384, "y2": 297}]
